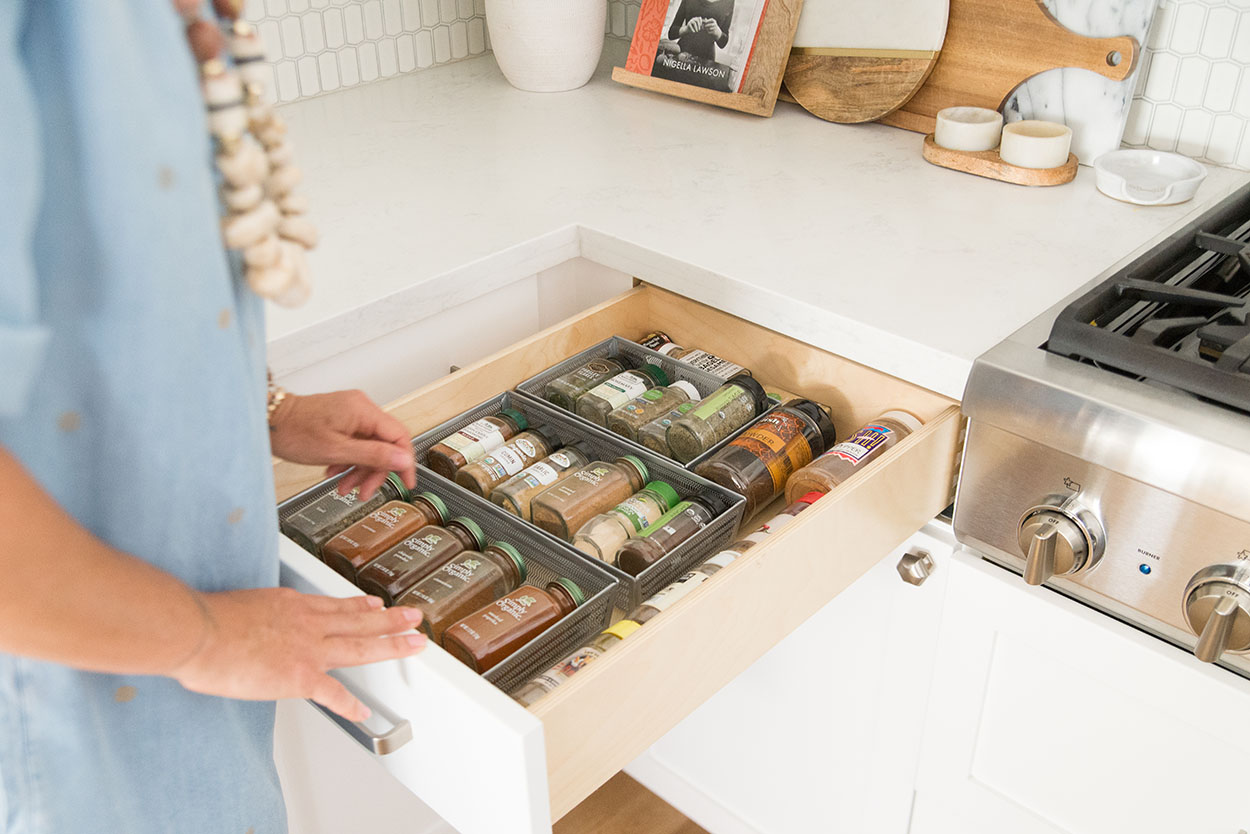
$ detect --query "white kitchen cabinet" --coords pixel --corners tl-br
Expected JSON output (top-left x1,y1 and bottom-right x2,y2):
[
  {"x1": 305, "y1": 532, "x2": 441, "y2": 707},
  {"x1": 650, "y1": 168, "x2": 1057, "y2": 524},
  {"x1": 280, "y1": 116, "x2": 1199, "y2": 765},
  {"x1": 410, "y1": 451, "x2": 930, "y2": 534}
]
[
  {"x1": 911, "y1": 552, "x2": 1250, "y2": 834},
  {"x1": 270, "y1": 281, "x2": 962, "y2": 834},
  {"x1": 626, "y1": 523, "x2": 956, "y2": 834}
]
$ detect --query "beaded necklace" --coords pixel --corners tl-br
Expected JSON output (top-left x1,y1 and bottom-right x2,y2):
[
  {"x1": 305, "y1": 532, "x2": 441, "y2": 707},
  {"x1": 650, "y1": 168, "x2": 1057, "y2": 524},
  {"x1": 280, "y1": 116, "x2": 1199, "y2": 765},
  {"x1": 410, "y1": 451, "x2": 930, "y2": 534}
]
[{"x1": 177, "y1": 0, "x2": 315, "y2": 307}]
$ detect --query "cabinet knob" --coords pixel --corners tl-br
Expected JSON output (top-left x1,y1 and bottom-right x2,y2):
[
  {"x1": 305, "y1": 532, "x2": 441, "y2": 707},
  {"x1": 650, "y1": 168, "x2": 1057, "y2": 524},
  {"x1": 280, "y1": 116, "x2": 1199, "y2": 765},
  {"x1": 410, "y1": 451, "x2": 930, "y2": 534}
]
[{"x1": 897, "y1": 549, "x2": 935, "y2": 586}]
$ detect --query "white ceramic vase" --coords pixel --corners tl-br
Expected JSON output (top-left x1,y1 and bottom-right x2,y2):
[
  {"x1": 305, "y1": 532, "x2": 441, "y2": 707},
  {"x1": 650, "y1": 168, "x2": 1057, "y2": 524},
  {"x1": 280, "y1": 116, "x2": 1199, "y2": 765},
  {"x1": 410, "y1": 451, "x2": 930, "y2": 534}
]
[{"x1": 486, "y1": 0, "x2": 607, "y2": 92}]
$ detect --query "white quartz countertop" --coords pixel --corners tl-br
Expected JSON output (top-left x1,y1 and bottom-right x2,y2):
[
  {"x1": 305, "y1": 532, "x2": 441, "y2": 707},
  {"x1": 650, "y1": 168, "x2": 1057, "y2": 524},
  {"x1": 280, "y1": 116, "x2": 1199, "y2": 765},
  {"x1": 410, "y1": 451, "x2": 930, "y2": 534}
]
[{"x1": 268, "y1": 40, "x2": 1250, "y2": 401}]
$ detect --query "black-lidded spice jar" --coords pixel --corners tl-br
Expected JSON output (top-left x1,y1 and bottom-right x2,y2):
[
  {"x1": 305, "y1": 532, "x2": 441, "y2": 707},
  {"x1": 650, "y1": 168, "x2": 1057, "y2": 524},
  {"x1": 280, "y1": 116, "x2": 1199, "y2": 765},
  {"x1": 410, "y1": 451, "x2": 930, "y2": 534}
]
[
  {"x1": 355, "y1": 516, "x2": 487, "y2": 605},
  {"x1": 281, "y1": 473, "x2": 411, "y2": 556}
]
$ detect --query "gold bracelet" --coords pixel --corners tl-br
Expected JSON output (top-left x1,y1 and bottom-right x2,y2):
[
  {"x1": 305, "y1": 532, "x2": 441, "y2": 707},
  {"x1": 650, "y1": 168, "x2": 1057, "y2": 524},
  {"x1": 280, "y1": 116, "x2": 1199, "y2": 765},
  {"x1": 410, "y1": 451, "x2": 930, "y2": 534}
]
[{"x1": 266, "y1": 369, "x2": 288, "y2": 427}]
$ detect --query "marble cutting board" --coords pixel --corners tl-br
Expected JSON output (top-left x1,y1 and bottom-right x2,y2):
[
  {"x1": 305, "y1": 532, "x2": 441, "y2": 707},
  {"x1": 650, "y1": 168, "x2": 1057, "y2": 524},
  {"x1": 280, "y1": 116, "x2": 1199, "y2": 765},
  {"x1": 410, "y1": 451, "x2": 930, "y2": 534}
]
[{"x1": 1003, "y1": 0, "x2": 1160, "y2": 165}]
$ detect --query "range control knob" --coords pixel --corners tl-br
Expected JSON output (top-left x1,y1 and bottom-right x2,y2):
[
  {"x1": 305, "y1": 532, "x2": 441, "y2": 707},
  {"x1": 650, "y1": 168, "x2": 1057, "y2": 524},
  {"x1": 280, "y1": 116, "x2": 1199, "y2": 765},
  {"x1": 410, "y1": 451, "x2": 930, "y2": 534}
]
[
  {"x1": 1016, "y1": 497, "x2": 1104, "y2": 586},
  {"x1": 1184, "y1": 564, "x2": 1250, "y2": 663}
]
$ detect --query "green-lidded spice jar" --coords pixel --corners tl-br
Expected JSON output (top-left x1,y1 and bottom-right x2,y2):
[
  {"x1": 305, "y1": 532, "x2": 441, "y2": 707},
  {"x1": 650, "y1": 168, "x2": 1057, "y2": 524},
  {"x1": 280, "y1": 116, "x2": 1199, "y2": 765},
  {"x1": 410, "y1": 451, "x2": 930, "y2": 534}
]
[
  {"x1": 426, "y1": 409, "x2": 528, "y2": 479},
  {"x1": 281, "y1": 473, "x2": 411, "y2": 555},
  {"x1": 544, "y1": 356, "x2": 636, "y2": 411},
  {"x1": 575, "y1": 363, "x2": 670, "y2": 427},
  {"x1": 489, "y1": 443, "x2": 593, "y2": 521},
  {"x1": 695, "y1": 399, "x2": 837, "y2": 518},
  {"x1": 637, "y1": 401, "x2": 696, "y2": 457},
  {"x1": 666, "y1": 374, "x2": 772, "y2": 463},
  {"x1": 396, "y1": 542, "x2": 527, "y2": 643},
  {"x1": 656, "y1": 343, "x2": 749, "y2": 381},
  {"x1": 512, "y1": 618, "x2": 641, "y2": 707},
  {"x1": 571, "y1": 481, "x2": 681, "y2": 563},
  {"x1": 355, "y1": 516, "x2": 486, "y2": 605},
  {"x1": 605, "y1": 381, "x2": 701, "y2": 441},
  {"x1": 453, "y1": 427, "x2": 561, "y2": 498},
  {"x1": 530, "y1": 456, "x2": 649, "y2": 542},
  {"x1": 614, "y1": 492, "x2": 732, "y2": 575},
  {"x1": 321, "y1": 492, "x2": 448, "y2": 580},
  {"x1": 442, "y1": 578, "x2": 586, "y2": 673}
]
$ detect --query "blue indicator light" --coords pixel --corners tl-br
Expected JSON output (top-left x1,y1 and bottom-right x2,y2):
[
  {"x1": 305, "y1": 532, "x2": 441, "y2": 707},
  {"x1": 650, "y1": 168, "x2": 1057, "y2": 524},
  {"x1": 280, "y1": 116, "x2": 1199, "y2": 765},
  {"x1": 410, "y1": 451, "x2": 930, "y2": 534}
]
[{"x1": 1139, "y1": 564, "x2": 1152, "y2": 575}]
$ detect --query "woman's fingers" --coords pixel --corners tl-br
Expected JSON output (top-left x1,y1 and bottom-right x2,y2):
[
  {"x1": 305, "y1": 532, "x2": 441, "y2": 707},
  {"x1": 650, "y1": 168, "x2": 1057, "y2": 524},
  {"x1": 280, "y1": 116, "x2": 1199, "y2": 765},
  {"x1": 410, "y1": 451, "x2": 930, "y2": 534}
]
[
  {"x1": 324, "y1": 632, "x2": 428, "y2": 669},
  {"x1": 321, "y1": 603, "x2": 422, "y2": 638},
  {"x1": 308, "y1": 674, "x2": 371, "y2": 722}
]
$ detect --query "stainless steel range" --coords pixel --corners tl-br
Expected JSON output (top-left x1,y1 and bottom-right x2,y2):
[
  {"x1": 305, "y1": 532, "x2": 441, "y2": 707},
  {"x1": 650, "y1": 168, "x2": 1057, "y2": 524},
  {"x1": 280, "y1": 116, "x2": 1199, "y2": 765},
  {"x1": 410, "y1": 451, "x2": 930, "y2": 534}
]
[{"x1": 955, "y1": 181, "x2": 1250, "y2": 677}]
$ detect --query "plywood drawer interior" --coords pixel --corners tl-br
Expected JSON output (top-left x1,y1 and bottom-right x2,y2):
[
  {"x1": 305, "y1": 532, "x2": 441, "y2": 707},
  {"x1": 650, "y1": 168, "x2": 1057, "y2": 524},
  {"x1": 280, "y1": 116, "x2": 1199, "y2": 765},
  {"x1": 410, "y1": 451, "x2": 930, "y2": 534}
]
[{"x1": 273, "y1": 283, "x2": 961, "y2": 825}]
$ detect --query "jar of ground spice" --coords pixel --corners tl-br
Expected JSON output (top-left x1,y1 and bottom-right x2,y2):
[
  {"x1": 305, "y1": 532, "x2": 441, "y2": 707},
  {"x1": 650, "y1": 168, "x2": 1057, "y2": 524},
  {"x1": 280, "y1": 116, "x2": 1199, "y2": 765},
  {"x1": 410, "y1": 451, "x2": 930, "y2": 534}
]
[
  {"x1": 636, "y1": 401, "x2": 696, "y2": 458},
  {"x1": 442, "y1": 578, "x2": 586, "y2": 673},
  {"x1": 666, "y1": 374, "x2": 771, "y2": 463},
  {"x1": 695, "y1": 399, "x2": 837, "y2": 518},
  {"x1": 571, "y1": 481, "x2": 680, "y2": 562},
  {"x1": 512, "y1": 618, "x2": 641, "y2": 707},
  {"x1": 605, "y1": 381, "x2": 701, "y2": 441},
  {"x1": 453, "y1": 427, "x2": 562, "y2": 497},
  {"x1": 489, "y1": 443, "x2": 593, "y2": 521},
  {"x1": 656, "y1": 343, "x2": 749, "y2": 381},
  {"x1": 784, "y1": 411, "x2": 923, "y2": 501},
  {"x1": 320, "y1": 492, "x2": 448, "y2": 580},
  {"x1": 355, "y1": 516, "x2": 486, "y2": 605},
  {"x1": 635, "y1": 331, "x2": 673, "y2": 350},
  {"x1": 544, "y1": 356, "x2": 636, "y2": 411},
  {"x1": 280, "y1": 473, "x2": 412, "y2": 555},
  {"x1": 396, "y1": 542, "x2": 527, "y2": 642},
  {"x1": 614, "y1": 492, "x2": 732, "y2": 575},
  {"x1": 574, "y1": 363, "x2": 669, "y2": 427},
  {"x1": 426, "y1": 409, "x2": 528, "y2": 479},
  {"x1": 530, "y1": 455, "x2": 649, "y2": 541}
]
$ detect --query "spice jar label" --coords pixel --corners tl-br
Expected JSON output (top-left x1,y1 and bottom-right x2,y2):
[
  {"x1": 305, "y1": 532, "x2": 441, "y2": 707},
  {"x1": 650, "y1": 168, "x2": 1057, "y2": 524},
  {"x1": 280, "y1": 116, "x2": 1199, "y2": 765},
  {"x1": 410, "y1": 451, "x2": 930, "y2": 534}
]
[
  {"x1": 691, "y1": 385, "x2": 746, "y2": 421},
  {"x1": 534, "y1": 646, "x2": 605, "y2": 688},
  {"x1": 515, "y1": 438, "x2": 537, "y2": 457},
  {"x1": 519, "y1": 462, "x2": 561, "y2": 489},
  {"x1": 589, "y1": 374, "x2": 651, "y2": 410},
  {"x1": 677, "y1": 350, "x2": 745, "y2": 380},
  {"x1": 730, "y1": 412, "x2": 815, "y2": 492},
  {"x1": 441, "y1": 419, "x2": 507, "y2": 461},
  {"x1": 642, "y1": 389, "x2": 665, "y2": 402},
  {"x1": 441, "y1": 557, "x2": 483, "y2": 583},
  {"x1": 611, "y1": 498, "x2": 653, "y2": 533},
  {"x1": 825, "y1": 424, "x2": 894, "y2": 466},
  {"x1": 493, "y1": 594, "x2": 537, "y2": 622},
  {"x1": 549, "y1": 452, "x2": 573, "y2": 467},
  {"x1": 482, "y1": 447, "x2": 527, "y2": 479},
  {"x1": 574, "y1": 359, "x2": 618, "y2": 381},
  {"x1": 645, "y1": 571, "x2": 710, "y2": 613}
]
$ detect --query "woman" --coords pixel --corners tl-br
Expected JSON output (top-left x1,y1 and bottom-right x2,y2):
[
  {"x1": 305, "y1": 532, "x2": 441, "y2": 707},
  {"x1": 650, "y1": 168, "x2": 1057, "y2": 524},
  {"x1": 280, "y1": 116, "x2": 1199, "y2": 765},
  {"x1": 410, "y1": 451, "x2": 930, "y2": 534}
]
[
  {"x1": 667, "y1": 0, "x2": 735, "y2": 63},
  {"x1": 1, "y1": 1, "x2": 425, "y2": 831}
]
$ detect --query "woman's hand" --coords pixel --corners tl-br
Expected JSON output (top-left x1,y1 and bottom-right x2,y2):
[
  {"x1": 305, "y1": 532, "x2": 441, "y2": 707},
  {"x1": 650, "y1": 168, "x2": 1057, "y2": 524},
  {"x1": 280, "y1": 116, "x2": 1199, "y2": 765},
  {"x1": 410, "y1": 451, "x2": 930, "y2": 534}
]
[
  {"x1": 704, "y1": 17, "x2": 723, "y2": 39},
  {"x1": 680, "y1": 16, "x2": 704, "y2": 35},
  {"x1": 173, "y1": 589, "x2": 426, "y2": 721},
  {"x1": 269, "y1": 390, "x2": 417, "y2": 498}
]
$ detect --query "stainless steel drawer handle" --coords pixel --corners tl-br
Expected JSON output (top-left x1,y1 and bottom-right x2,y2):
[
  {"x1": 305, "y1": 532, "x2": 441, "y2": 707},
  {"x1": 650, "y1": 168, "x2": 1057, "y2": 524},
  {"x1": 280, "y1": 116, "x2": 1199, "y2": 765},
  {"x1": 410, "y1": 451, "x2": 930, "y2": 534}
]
[
  {"x1": 897, "y1": 548, "x2": 935, "y2": 586},
  {"x1": 309, "y1": 672, "x2": 413, "y2": 755}
]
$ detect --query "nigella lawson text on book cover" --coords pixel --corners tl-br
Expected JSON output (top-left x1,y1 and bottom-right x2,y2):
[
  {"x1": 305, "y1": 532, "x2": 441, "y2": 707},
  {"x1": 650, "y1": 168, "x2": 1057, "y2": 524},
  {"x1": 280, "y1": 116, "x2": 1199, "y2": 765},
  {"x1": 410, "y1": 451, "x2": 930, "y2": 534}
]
[{"x1": 625, "y1": 0, "x2": 769, "y2": 93}]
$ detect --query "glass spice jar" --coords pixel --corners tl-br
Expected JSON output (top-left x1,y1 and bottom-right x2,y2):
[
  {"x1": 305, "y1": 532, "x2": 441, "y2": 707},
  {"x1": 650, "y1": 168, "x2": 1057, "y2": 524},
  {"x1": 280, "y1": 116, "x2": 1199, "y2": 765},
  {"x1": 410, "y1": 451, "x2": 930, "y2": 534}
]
[
  {"x1": 453, "y1": 427, "x2": 561, "y2": 498},
  {"x1": 425, "y1": 409, "x2": 528, "y2": 479},
  {"x1": 320, "y1": 492, "x2": 449, "y2": 580},
  {"x1": 636, "y1": 401, "x2": 696, "y2": 458},
  {"x1": 784, "y1": 411, "x2": 923, "y2": 502},
  {"x1": 714, "y1": 491, "x2": 823, "y2": 559},
  {"x1": 574, "y1": 364, "x2": 669, "y2": 427},
  {"x1": 395, "y1": 542, "x2": 527, "y2": 643},
  {"x1": 489, "y1": 443, "x2": 593, "y2": 521},
  {"x1": 355, "y1": 516, "x2": 486, "y2": 605},
  {"x1": 280, "y1": 473, "x2": 412, "y2": 555},
  {"x1": 635, "y1": 331, "x2": 673, "y2": 350},
  {"x1": 666, "y1": 374, "x2": 771, "y2": 464},
  {"x1": 695, "y1": 399, "x2": 837, "y2": 518},
  {"x1": 656, "y1": 343, "x2": 749, "y2": 380},
  {"x1": 512, "y1": 619, "x2": 641, "y2": 707},
  {"x1": 571, "y1": 481, "x2": 681, "y2": 563},
  {"x1": 442, "y1": 578, "x2": 586, "y2": 673},
  {"x1": 627, "y1": 550, "x2": 738, "y2": 625},
  {"x1": 605, "y1": 381, "x2": 701, "y2": 441},
  {"x1": 544, "y1": 356, "x2": 636, "y2": 411},
  {"x1": 530, "y1": 456, "x2": 649, "y2": 542},
  {"x1": 614, "y1": 492, "x2": 732, "y2": 575}
]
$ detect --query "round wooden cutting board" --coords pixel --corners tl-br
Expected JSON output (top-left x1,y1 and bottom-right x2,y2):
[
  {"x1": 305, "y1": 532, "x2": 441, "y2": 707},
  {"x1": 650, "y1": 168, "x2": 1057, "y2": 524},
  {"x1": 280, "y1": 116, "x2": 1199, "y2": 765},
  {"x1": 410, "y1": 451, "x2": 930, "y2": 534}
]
[{"x1": 784, "y1": 0, "x2": 950, "y2": 123}]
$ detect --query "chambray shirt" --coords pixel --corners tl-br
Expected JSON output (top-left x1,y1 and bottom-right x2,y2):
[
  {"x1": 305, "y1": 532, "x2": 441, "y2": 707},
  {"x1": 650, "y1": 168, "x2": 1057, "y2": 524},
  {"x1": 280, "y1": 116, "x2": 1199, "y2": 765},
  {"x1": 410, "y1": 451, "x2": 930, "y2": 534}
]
[{"x1": 1, "y1": 2, "x2": 286, "y2": 831}]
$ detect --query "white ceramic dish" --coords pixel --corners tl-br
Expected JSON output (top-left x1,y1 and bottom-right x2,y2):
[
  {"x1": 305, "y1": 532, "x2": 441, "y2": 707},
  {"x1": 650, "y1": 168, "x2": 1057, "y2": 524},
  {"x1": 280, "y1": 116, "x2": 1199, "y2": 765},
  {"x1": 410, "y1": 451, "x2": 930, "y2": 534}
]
[
  {"x1": 999, "y1": 120, "x2": 1073, "y2": 169},
  {"x1": 935, "y1": 107, "x2": 1003, "y2": 152},
  {"x1": 1093, "y1": 149, "x2": 1207, "y2": 206}
]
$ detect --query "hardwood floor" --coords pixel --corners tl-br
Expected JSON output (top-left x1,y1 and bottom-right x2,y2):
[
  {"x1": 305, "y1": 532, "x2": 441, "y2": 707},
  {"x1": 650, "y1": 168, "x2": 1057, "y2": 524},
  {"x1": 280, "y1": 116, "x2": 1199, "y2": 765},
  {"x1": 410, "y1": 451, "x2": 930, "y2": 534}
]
[{"x1": 554, "y1": 773, "x2": 709, "y2": 834}]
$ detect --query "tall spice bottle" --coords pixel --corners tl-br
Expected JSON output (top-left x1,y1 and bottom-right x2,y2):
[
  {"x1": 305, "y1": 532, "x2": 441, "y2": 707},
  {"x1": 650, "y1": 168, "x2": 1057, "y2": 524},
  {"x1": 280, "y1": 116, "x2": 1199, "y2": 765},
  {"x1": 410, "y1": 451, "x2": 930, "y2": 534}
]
[
  {"x1": 488, "y1": 443, "x2": 593, "y2": 521},
  {"x1": 396, "y1": 542, "x2": 527, "y2": 642},
  {"x1": 454, "y1": 427, "x2": 562, "y2": 497},
  {"x1": 426, "y1": 409, "x2": 528, "y2": 479},
  {"x1": 784, "y1": 411, "x2": 923, "y2": 502},
  {"x1": 529, "y1": 456, "x2": 649, "y2": 541},
  {"x1": 280, "y1": 473, "x2": 412, "y2": 555},
  {"x1": 320, "y1": 492, "x2": 449, "y2": 579},
  {"x1": 442, "y1": 578, "x2": 586, "y2": 673},
  {"x1": 355, "y1": 517, "x2": 487, "y2": 605},
  {"x1": 614, "y1": 492, "x2": 732, "y2": 575}
]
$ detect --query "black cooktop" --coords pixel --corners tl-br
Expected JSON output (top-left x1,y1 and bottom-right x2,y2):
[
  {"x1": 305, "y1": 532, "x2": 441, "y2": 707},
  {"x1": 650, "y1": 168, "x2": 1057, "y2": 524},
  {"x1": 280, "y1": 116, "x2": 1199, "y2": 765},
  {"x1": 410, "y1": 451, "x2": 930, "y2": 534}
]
[{"x1": 1048, "y1": 181, "x2": 1250, "y2": 412}]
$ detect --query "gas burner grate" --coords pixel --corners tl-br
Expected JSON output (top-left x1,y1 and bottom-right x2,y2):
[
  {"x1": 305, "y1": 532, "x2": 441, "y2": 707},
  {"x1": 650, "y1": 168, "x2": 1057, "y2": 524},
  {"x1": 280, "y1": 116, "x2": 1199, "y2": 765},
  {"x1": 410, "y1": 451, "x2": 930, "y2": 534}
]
[{"x1": 1048, "y1": 181, "x2": 1250, "y2": 413}]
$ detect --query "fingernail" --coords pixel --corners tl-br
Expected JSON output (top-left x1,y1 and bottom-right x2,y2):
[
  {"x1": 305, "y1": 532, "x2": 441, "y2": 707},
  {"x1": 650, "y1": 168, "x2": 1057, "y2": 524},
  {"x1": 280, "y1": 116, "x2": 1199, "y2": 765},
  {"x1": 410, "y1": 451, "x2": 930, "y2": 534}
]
[
  {"x1": 406, "y1": 634, "x2": 427, "y2": 649},
  {"x1": 365, "y1": 596, "x2": 385, "y2": 609},
  {"x1": 391, "y1": 450, "x2": 413, "y2": 470},
  {"x1": 357, "y1": 706, "x2": 372, "y2": 721},
  {"x1": 401, "y1": 607, "x2": 423, "y2": 622}
]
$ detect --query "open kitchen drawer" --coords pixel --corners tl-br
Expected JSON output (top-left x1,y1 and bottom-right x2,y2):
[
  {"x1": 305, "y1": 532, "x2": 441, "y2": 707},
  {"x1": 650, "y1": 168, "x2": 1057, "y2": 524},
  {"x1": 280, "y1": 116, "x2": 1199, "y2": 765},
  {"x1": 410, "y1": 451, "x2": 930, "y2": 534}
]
[{"x1": 272, "y1": 283, "x2": 962, "y2": 834}]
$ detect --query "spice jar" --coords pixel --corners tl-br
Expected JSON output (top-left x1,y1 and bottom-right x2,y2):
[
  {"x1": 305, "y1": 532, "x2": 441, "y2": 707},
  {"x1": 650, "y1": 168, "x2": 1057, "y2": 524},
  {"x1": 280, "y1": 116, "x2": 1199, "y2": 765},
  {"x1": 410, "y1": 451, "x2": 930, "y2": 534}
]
[
  {"x1": 442, "y1": 578, "x2": 586, "y2": 673},
  {"x1": 635, "y1": 331, "x2": 673, "y2": 350},
  {"x1": 656, "y1": 343, "x2": 749, "y2": 380},
  {"x1": 695, "y1": 399, "x2": 837, "y2": 518},
  {"x1": 544, "y1": 356, "x2": 635, "y2": 411},
  {"x1": 574, "y1": 364, "x2": 669, "y2": 427},
  {"x1": 489, "y1": 443, "x2": 593, "y2": 521},
  {"x1": 281, "y1": 473, "x2": 412, "y2": 555},
  {"x1": 626, "y1": 551, "x2": 737, "y2": 625},
  {"x1": 355, "y1": 517, "x2": 486, "y2": 605},
  {"x1": 512, "y1": 619, "x2": 640, "y2": 707},
  {"x1": 395, "y1": 542, "x2": 527, "y2": 642},
  {"x1": 605, "y1": 381, "x2": 701, "y2": 441},
  {"x1": 615, "y1": 492, "x2": 732, "y2": 575},
  {"x1": 425, "y1": 409, "x2": 528, "y2": 479},
  {"x1": 710, "y1": 491, "x2": 822, "y2": 560},
  {"x1": 666, "y1": 374, "x2": 771, "y2": 463},
  {"x1": 453, "y1": 427, "x2": 561, "y2": 498},
  {"x1": 321, "y1": 492, "x2": 448, "y2": 580},
  {"x1": 784, "y1": 411, "x2": 923, "y2": 502},
  {"x1": 571, "y1": 481, "x2": 680, "y2": 562},
  {"x1": 530, "y1": 456, "x2": 649, "y2": 541},
  {"x1": 637, "y1": 401, "x2": 696, "y2": 457}
]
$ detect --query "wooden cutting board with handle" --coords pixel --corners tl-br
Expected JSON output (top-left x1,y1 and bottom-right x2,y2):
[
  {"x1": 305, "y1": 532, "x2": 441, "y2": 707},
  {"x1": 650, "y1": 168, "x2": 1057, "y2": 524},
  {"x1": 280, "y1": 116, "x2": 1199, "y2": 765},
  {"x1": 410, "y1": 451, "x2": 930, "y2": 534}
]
[
  {"x1": 783, "y1": 0, "x2": 950, "y2": 123},
  {"x1": 878, "y1": 0, "x2": 1139, "y2": 133}
]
